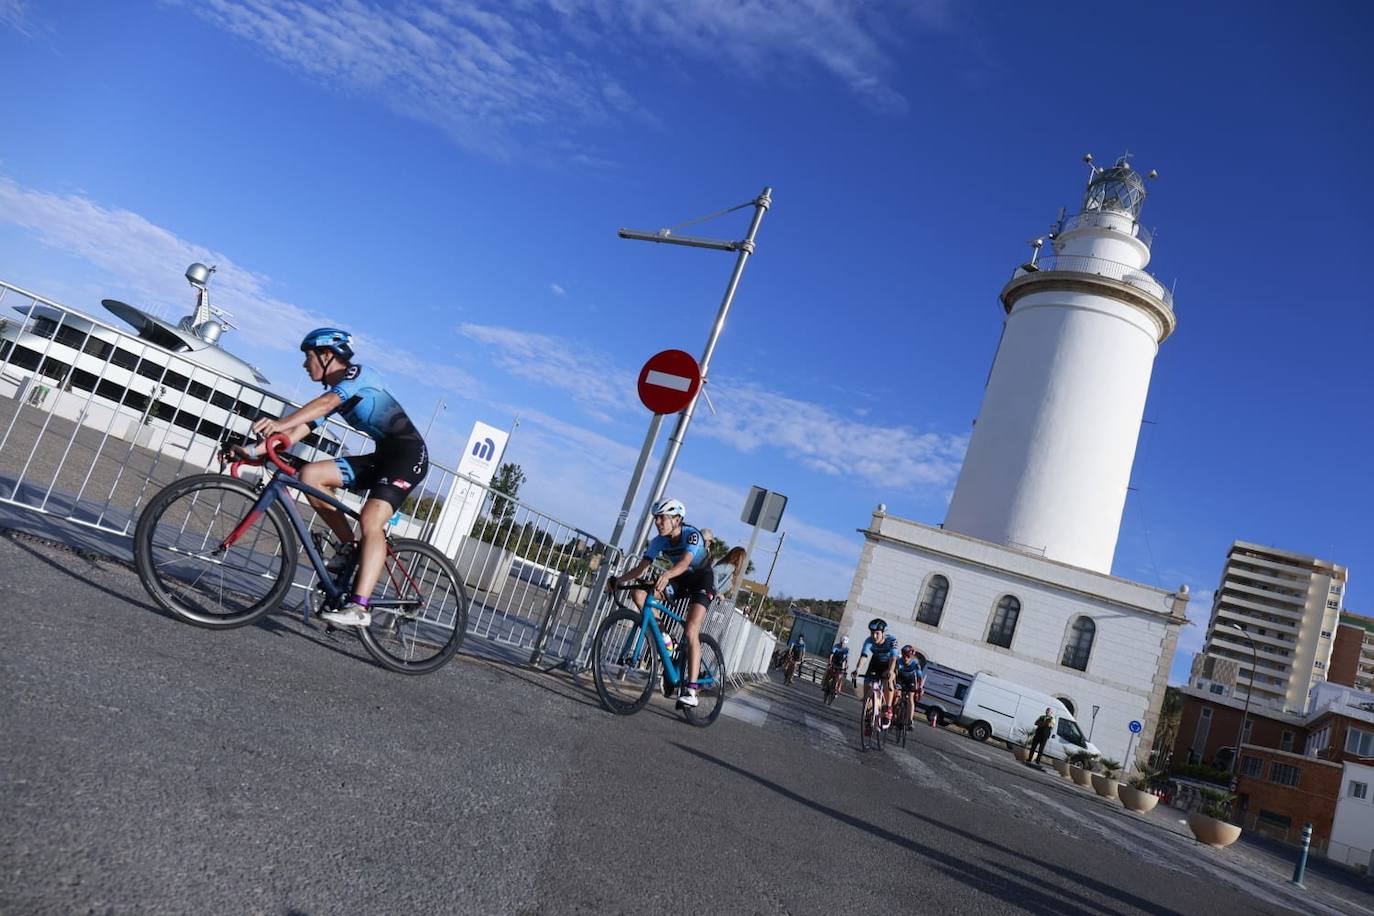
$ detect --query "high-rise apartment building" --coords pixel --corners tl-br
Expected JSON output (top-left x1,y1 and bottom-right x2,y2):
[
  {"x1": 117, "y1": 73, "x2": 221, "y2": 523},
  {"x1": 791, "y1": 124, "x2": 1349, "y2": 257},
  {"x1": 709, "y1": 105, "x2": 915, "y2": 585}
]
[
  {"x1": 1330, "y1": 612, "x2": 1374, "y2": 691},
  {"x1": 1192, "y1": 541, "x2": 1347, "y2": 714}
]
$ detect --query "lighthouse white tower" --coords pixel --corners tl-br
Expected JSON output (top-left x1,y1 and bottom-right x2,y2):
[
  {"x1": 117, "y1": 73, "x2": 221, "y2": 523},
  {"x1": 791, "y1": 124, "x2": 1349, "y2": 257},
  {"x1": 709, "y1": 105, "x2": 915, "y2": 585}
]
[{"x1": 943, "y1": 155, "x2": 1176, "y2": 574}]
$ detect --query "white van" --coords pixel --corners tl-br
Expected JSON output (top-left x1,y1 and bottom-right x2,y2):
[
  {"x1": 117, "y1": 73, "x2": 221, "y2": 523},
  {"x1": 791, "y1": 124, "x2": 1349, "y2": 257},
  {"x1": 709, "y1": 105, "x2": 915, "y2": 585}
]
[
  {"x1": 956, "y1": 673, "x2": 1100, "y2": 761},
  {"x1": 916, "y1": 661, "x2": 973, "y2": 726}
]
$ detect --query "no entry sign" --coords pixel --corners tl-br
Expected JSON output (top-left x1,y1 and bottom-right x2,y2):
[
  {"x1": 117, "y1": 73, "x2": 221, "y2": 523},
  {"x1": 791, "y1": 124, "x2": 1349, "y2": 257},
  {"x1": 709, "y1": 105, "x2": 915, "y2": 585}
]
[{"x1": 637, "y1": 349, "x2": 701, "y2": 414}]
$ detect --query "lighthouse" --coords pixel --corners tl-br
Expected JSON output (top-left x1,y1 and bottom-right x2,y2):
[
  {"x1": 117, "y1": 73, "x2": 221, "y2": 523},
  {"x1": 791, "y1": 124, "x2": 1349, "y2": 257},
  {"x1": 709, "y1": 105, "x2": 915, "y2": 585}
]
[{"x1": 942, "y1": 155, "x2": 1175, "y2": 574}]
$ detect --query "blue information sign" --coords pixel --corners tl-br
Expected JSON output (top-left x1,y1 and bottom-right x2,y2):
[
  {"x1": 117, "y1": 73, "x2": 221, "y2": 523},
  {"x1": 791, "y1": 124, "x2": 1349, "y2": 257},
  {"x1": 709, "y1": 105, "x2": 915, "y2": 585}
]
[{"x1": 1129, "y1": 719, "x2": 1143, "y2": 734}]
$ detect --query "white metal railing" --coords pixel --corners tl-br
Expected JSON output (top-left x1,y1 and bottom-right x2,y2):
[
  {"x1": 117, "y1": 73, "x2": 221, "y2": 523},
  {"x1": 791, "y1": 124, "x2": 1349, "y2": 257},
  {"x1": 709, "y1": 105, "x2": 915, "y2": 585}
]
[
  {"x1": 1056, "y1": 210, "x2": 1154, "y2": 248},
  {"x1": 0, "y1": 278, "x2": 780, "y2": 677},
  {"x1": 1011, "y1": 254, "x2": 1174, "y2": 310}
]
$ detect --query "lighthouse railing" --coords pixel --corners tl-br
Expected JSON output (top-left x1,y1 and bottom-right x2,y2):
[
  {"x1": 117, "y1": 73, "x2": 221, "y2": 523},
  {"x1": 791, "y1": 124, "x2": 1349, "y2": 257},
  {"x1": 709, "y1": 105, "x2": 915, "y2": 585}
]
[{"x1": 1010, "y1": 254, "x2": 1173, "y2": 311}]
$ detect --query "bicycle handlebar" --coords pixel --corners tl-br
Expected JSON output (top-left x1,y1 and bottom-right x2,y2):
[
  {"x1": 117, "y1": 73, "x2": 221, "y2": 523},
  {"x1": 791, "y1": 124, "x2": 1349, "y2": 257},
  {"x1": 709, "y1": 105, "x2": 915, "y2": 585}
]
[{"x1": 225, "y1": 432, "x2": 299, "y2": 479}]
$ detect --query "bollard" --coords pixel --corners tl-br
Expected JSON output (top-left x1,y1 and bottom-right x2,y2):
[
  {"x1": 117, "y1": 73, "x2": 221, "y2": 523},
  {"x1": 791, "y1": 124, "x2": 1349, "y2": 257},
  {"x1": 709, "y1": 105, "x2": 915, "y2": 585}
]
[{"x1": 1290, "y1": 821, "x2": 1312, "y2": 888}]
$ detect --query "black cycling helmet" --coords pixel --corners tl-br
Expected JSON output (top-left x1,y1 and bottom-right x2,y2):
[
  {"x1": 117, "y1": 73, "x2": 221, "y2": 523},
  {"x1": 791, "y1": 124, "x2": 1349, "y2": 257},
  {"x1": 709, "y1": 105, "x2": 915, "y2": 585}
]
[
  {"x1": 300, "y1": 327, "x2": 354, "y2": 360},
  {"x1": 868, "y1": 617, "x2": 888, "y2": 632},
  {"x1": 901, "y1": 644, "x2": 915, "y2": 657}
]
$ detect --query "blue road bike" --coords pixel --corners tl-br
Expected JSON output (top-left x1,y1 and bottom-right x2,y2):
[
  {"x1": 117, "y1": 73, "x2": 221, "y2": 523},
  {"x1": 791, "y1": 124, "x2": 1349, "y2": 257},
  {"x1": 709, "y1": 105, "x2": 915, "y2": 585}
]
[
  {"x1": 591, "y1": 582, "x2": 727, "y2": 726},
  {"x1": 133, "y1": 433, "x2": 468, "y2": 674}
]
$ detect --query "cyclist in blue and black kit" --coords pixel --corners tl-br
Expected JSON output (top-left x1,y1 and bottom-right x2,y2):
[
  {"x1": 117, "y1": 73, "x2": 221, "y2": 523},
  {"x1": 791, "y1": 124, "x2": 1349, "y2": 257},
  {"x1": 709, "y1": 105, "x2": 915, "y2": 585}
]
[
  {"x1": 609, "y1": 498, "x2": 715, "y2": 708},
  {"x1": 895, "y1": 645, "x2": 927, "y2": 730},
  {"x1": 824, "y1": 635, "x2": 850, "y2": 697},
  {"x1": 853, "y1": 618, "x2": 900, "y2": 731},
  {"x1": 239, "y1": 328, "x2": 428, "y2": 628}
]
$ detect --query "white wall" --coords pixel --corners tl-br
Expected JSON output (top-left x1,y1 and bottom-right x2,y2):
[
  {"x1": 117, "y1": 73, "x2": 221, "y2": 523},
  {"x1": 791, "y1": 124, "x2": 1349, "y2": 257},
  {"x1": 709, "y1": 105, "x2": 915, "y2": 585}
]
[
  {"x1": 839, "y1": 510, "x2": 1184, "y2": 764},
  {"x1": 1330, "y1": 761, "x2": 1374, "y2": 871}
]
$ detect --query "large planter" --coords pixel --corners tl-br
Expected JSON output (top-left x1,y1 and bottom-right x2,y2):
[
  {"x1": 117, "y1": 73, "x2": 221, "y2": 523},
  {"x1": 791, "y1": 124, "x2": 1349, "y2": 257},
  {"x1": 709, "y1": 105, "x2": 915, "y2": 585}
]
[
  {"x1": 1013, "y1": 745, "x2": 1031, "y2": 763},
  {"x1": 1051, "y1": 758, "x2": 1072, "y2": 778},
  {"x1": 1070, "y1": 765, "x2": 1094, "y2": 788},
  {"x1": 1186, "y1": 812, "x2": 1242, "y2": 848},
  {"x1": 1118, "y1": 785, "x2": 1160, "y2": 813},
  {"x1": 1091, "y1": 774, "x2": 1120, "y2": 799}
]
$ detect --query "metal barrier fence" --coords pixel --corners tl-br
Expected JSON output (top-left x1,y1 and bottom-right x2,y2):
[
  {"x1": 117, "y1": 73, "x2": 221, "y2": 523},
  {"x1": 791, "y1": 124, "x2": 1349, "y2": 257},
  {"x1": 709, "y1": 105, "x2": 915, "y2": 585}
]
[
  {"x1": 0, "y1": 278, "x2": 777, "y2": 677},
  {"x1": 1010, "y1": 254, "x2": 1173, "y2": 310}
]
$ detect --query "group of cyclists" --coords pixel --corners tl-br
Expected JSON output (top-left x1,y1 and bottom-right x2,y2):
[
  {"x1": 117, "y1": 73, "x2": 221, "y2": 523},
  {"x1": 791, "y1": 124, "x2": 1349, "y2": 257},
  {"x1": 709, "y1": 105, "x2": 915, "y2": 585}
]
[
  {"x1": 232, "y1": 326, "x2": 919, "y2": 732},
  {"x1": 819, "y1": 619, "x2": 927, "y2": 735}
]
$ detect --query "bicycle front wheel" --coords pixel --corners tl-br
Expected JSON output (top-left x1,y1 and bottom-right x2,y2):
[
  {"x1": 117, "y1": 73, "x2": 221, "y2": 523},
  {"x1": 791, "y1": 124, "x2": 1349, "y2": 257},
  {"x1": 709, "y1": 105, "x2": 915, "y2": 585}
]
[
  {"x1": 592, "y1": 610, "x2": 658, "y2": 715},
  {"x1": 356, "y1": 538, "x2": 469, "y2": 675},
  {"x1": 133, "y1": 474, "x2": 298, "y2": 629},
  {"x1": 682, "y1": 632, "x2": 727, "y2": 728}
]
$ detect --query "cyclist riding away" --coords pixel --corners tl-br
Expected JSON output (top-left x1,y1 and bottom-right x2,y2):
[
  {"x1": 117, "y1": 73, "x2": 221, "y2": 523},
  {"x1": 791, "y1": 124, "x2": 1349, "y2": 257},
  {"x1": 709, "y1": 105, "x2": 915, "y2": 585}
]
[
  {"x1": 232, "y1": 328, "x2": 428, "y2": 628},
  {"x1": 608, "y1": 498, "x2": 714, "y2": 709},
  {"x1": 895, "y1": 645, "x2": 926, "y2": 728},
  {"x1": 853, "y1": 618, "x2": 899, "y2": 732},
  {"x1": 824, "y1": 635, "x2": 850, "y2": 695}
]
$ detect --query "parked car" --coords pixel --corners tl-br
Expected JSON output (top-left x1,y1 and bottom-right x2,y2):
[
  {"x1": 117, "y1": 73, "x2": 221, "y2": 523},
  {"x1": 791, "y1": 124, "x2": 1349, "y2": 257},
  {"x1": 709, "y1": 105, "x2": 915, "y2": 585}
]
[{"x1": 955, "y1": 671, "x2": 1100, "y2": 761}]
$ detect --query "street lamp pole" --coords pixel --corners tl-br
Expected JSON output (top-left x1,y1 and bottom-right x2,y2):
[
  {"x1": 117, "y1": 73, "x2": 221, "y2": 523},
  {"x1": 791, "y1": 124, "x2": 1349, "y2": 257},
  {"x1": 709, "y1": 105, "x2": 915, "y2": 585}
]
[
  {"x1": 620, "y1": 188, "x2": 773, "y2": 558},
  {"x1": 1222, "y1": 623, "x2": 1258, "y2": 777}
]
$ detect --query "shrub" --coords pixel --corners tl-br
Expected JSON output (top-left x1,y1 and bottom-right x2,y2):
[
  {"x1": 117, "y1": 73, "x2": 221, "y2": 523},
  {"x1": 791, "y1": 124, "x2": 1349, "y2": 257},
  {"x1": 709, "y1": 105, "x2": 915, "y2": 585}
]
[
  {"x1": 1199, "y1": 788, "x2": 1236, "y2": 821},
  {"x1": 1170, "y1": 763, "x2": 1232, "y2": 786},
  {"x1": 1098, "y1": 758, "x2": 1122, "y2": 779},
  {"x1": 1068, "y1": 750, "x2": 1096, "y2": 769}
]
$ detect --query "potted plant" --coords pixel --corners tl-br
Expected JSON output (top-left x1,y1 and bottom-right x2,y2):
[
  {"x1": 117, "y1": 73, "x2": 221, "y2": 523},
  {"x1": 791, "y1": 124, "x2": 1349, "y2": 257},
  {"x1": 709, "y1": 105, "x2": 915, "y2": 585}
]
[
  {"x1": 1186, "y1": 789, "x2": 1242, "y2": 848},
  {"x1": 1050, "y1": 755, "x2": 1072, "y2": 778},
  {"x1": 1010, "y1": 727, "x2": 1032, "y2": 763},
  {"x1": 1091, "y1": 758, "x2": 1122, "y2": 799},
  {"x1": 1069, "y1": 750, "x2": 1095, "y2": 787},
  {"x1": 1118, "y1": 765, "x2": 1162, "y2": 814}
]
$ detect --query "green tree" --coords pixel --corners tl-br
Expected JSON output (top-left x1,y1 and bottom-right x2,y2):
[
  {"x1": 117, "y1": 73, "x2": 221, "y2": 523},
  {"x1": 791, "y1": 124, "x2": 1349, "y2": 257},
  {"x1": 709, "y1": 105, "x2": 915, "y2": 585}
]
[{"x1": 489, "y1": 462, "x2": 525, "y2": 524}]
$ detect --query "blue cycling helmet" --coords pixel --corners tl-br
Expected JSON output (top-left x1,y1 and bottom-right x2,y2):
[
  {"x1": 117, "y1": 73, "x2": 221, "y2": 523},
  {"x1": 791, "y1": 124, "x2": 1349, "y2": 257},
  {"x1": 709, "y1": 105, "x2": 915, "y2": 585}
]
[{"x1": 300, "y1": 327, "x2": 353, "y2": 360}]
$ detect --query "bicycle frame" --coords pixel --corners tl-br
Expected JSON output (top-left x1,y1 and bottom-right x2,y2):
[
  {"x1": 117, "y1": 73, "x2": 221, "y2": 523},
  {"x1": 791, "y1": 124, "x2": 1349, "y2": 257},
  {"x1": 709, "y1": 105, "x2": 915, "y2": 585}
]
[
  {"x1": 614, "y1": 588, "x2": 717, "y2": 692},
  {"x1": 221, "y1": 441, "x2": 423, "y2": 622}
]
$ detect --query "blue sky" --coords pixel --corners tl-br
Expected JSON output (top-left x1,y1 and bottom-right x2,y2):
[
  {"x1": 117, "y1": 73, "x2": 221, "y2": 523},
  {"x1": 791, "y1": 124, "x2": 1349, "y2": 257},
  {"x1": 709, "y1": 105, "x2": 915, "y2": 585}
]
[{"x1": 2, "y1": 1, "x2": 1371, "y2": 683}]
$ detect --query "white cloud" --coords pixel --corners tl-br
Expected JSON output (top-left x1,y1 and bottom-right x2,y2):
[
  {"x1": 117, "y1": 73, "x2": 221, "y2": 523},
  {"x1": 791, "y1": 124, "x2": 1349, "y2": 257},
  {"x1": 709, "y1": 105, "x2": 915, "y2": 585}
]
[
  {"x1": 0, "y1": 175, "x2": 478, "y2": 396},
  {"x1": 550, "y1": 283, "x2": 566, "y2": 296},
  {"x1": 460, "y1": 323, "x2": 631, "y2": 419},
  {"x1": 0, "y1": 0, "x2": 35, "y2": 35},
  {"x1": 696, "y1": 379, "x2": 967, "y2": 491},
  {"x1": 172, "y1": 0, "x2": 929, "y2": 159}
]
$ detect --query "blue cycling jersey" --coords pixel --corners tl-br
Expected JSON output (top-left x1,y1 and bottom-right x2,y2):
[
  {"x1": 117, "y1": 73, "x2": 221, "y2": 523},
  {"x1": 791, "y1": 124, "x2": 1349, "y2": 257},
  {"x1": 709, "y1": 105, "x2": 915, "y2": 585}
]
[
  {"x1": 643, "y1": 524, "x2": 710, "y2": 571},
  {"x1": 321, "y1": 365, "x2": 420, "y2": 442},
  {"x1": 860, "y1": 635, "x2": 900, "y2": 675},
  {"x1": 829, "y1": 647, "x2": 850, "y2": 667},
  {"x1": 896, "y1": 658, "x2": 924, "y2": 680}
]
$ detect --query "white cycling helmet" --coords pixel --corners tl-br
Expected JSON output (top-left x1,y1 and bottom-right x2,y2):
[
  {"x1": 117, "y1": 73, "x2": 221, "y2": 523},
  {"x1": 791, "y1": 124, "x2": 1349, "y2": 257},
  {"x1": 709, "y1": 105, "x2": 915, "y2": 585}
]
[
  {"x1": 840, "y1": 635, "x2": 849, "y2": 646},
  {"x1": 652, "y1": 497, "x2": 686, "y2": 518}
]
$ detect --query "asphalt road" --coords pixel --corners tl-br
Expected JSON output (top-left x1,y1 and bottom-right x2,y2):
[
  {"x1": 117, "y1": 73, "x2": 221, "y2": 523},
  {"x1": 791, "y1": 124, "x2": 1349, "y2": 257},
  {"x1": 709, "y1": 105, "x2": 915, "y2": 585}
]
[{"x1": 3, "y1": 523, "x2": 1372, "y2": 915}]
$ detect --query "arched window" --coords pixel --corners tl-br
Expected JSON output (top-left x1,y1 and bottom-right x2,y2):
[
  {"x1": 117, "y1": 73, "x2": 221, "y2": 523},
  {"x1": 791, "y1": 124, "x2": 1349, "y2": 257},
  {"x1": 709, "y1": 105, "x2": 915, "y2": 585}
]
[
  {"x1": 1055, "y1": 696, "x2": 1076, "y2": 716},
  {"x1": 1061, "y1": 616, "x2": 1096, "y2": 671},
  {"x1": 915, "y1": 574, "x2": 949, "y2": 627},
  {"x1": 986, "y1": 595, "x2": 1020, "y2": 648}
]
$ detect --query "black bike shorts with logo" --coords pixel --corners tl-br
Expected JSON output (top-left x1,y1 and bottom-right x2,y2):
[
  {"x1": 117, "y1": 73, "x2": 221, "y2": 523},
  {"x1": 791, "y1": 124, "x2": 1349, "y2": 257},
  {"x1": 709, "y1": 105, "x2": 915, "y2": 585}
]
[
  {"x1": 664, "y1": 564, "x2": 717, "y2": 608},
  {"x1": 334, "y1": 436, "x2": 429, "y2": 511}
]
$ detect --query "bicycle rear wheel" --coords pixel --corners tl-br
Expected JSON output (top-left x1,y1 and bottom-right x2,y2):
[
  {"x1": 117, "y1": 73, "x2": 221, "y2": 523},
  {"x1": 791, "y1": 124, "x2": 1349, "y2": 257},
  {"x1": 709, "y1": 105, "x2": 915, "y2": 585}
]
[
  {"x1": 592, "y1": 610, "x2": 658, "y2": 715},
  {"x1": 357, "y1": 538, "x2": 469, "y2": 675},
  {"x1": 134, "y1": 474, "x2": 298, "y2": 628},
  {"x1": 682, "y1": 632, "x2": 726, "y2": 728}
]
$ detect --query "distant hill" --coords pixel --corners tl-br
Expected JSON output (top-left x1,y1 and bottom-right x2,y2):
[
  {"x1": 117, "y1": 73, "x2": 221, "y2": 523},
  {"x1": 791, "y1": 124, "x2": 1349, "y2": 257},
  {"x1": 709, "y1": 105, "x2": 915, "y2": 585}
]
[{"x1": 787, "y1": 599, "x2": 845, "y2": 622}]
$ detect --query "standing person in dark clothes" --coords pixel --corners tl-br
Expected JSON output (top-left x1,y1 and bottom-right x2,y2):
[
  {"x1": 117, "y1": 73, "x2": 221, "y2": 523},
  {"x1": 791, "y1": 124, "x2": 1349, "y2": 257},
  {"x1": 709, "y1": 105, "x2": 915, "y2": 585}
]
[{"x1": 1030, "y1": 707, "x2": 1055, "y2": 765}]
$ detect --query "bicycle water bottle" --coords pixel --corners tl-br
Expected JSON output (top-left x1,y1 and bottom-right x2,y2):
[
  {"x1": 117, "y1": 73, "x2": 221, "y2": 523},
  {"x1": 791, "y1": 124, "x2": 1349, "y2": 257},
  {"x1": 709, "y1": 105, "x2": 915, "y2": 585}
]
[{"x1": 663, "y1": 633, "x2": 676, "y2": 654}]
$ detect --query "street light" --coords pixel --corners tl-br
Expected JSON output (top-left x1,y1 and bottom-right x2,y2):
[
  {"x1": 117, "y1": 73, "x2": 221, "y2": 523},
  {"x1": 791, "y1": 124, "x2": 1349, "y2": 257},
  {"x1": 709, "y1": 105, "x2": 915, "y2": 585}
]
[{"x1": 1220, "y1": 622, "x2": 1258, "y2": 777}]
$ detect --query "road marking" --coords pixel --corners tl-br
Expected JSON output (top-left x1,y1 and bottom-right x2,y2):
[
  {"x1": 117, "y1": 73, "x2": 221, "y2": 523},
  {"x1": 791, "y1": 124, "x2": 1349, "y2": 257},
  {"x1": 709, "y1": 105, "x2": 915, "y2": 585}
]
[
  {"x1": 722, "y1": 693, "x2": 770, "y2": 727},
  {"x1": 644, "y1": 369, "x2": 692, "y2": 391},
  {"x1": 804, "y1": 714, "x2": 848, "y2": 747},
  {"x1": 892, "y1": 751, "x2": 962, "y2": 798}
]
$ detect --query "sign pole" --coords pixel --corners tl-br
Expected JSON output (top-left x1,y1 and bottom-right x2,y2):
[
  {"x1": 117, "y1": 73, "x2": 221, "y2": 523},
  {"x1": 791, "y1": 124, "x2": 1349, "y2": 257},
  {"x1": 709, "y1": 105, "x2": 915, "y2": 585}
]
[
  {"x1": 728, "y1": 520, "x2": 763, "y2": 608},
  {"x1": 626, "y1": 187, "x2": 772, "y2": 557},
  {"x1": 606, "y1": 413, "x2": 664, "y2": 551}
]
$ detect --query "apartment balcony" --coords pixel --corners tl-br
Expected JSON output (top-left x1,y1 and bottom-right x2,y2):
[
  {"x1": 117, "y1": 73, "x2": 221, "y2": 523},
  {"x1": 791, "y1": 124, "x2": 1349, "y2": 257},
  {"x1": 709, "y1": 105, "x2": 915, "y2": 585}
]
[
  {"x1": 1220, "y1": 583, "x2": 1307, "y2": 614},
  {"x1": 1216, "y1": 593, "x2": 1304, "y2": 626},
  {"x1": 1226, "y1": 565, "x2": 1311, "y2": 595}
]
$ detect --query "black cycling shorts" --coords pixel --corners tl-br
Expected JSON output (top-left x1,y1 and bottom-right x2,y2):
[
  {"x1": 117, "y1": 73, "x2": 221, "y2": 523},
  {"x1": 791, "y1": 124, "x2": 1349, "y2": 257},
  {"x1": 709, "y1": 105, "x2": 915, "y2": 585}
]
[
  {"x1": 664, "y1": 565, "x2": 716, "y2": 608},
  {"x1": 863, "y1": 660, "x2": 895, "y2": 682},
  {"x1": 334, "y1": 436, "x2": 429, "y2": 511},
  {"x1": 896, "y1": 675, "x2": 919, "y2": 692}
]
